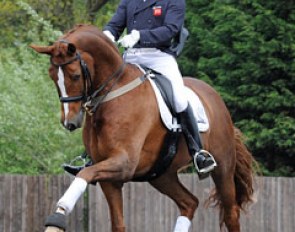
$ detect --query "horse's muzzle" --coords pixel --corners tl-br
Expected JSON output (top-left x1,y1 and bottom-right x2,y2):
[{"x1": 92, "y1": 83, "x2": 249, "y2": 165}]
[
  {"x1": 63, "y1": 110, "x2": 84, "y2": 131},
  {"x1": 64, "y1": 122, "x2": 78, "y2": 131}
]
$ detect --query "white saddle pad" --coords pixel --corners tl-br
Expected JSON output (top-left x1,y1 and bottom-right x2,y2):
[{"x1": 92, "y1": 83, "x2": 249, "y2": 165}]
[{"x1": 148, "y1": 77, "x2": 209, "y2": 132}]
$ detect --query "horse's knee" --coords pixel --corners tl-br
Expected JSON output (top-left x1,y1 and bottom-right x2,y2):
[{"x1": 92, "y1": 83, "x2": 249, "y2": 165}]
[{"x1": 77, "y1": 154, "x2": 136, "y2": 182}]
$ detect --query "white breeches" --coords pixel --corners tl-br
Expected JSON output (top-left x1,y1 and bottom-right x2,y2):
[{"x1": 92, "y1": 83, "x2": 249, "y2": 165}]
[{"x1": 124, "y1": 48, "x2": 188, "y2": 113}]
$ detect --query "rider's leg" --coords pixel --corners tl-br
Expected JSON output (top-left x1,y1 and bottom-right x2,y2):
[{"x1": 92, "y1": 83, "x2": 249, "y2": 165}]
[
  {"x1": 177, "y1": 104, "x2": 216, "y2": 172},
  {"x1": 124, "y1": 49, "x2": 216, "y2": 173}
]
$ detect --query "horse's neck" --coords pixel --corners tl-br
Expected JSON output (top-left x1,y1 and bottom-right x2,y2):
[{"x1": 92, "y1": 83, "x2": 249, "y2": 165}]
[{"x1": 93, "y1": 55, "x2": 142, "y2": 91}]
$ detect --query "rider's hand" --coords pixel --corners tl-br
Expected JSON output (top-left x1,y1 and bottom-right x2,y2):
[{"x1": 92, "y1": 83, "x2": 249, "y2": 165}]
[
  {"x1": 103, "y1": 30, "x2": 115, "y2": 43},
  {"x1": 118, "y1": 30, "x2": 140, "y2": 48}
]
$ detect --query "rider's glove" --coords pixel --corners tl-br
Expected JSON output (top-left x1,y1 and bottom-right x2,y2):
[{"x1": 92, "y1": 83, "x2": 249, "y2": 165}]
[
  {"x1": 118, "y1": 30, "x2": 140, "y2": 48},
  {"x1": 103, "y1": 30, "x2": 115, "y2": 43}
]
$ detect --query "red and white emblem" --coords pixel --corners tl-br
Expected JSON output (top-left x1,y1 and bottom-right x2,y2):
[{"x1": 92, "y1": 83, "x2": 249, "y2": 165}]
[{"x1": 153, "y1": 6, "x2": 162, "y2": 16}]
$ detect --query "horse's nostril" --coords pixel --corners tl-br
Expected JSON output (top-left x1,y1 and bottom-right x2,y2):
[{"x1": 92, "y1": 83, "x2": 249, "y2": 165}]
[{"x1": 66, "y1": 123, "x2": 77, "y2": 131}]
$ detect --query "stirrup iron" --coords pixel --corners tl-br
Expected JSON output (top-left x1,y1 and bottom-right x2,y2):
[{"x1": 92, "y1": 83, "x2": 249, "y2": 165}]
[{"x1": 193, "y1": 150, "x2": 217, "y2": 174}]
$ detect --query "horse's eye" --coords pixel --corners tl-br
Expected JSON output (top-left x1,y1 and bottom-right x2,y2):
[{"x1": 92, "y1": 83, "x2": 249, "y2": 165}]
[{"x1": 72, "y1": 74, "x2": 81, "y2": 81}]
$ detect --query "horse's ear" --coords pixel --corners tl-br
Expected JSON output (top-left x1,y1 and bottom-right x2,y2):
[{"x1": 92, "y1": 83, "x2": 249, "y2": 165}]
[
  {"x1": 67, "y1": 43, "x2": 76, "y2": 56},
  {"x1": 29, "y1": 44, "x2": 53, "y2": 55}
]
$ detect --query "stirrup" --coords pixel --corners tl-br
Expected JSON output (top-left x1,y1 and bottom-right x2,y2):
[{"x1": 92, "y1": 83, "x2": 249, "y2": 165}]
[
  {"x1": 62, "y1": 153, "x2": 88, "y2": 176},
  {"x1": 193, "y1": 150, "x2": 217, "y2": 174},
  {"x1": 67, "y1": 154, "x2": 87, "y2": 167}
]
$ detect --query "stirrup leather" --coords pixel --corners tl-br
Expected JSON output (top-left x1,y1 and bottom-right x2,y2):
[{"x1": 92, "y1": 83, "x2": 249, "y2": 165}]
[{"x1": 193, "y1": 150, "x2": 217, "y2": 174}]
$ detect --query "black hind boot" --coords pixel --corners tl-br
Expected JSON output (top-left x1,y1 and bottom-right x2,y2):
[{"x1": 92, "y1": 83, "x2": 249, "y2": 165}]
[{"x1": 178, "y1": 104, "x2": 217, "y2": 174}]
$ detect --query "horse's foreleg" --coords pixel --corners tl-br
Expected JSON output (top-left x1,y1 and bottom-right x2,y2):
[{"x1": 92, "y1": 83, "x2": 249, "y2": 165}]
[
  {"x1": 44, "y1": 177, "x2": 88, "y2": 232},
  {"x1": 75, "y1": 155, "x2": 132, "y2": 232},
  {"x1": 149, "y1": 172, "x2": 199, "y2": 232},
  {"x1": 77, "y1": 153, "x2": 134, "y2": 183},
  {"x1": 100, "y1": 182, "x2": 125, "y2": 232}
]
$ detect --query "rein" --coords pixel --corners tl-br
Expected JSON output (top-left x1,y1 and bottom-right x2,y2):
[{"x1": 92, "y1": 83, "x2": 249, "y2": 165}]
[{"x1": 84, "y1": 62, "x2": 127, "y2": 115}]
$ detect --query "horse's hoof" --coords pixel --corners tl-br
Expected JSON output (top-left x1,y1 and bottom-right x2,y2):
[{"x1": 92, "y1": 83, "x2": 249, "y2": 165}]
[
  {"x1": 44, "y1": 212, "x2": 66, "y2": 231},
  {"x1": 45, "y1": 226, "x2": 65, "y2": 232}
]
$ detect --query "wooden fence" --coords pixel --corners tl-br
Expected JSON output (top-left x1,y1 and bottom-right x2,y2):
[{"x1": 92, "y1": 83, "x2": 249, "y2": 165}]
[{"x1": 0, "y1": 174, "x2": 294, "y2": 232}]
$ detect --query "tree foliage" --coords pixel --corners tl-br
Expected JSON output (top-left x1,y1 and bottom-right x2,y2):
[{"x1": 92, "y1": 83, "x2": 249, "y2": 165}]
[
  {"x1": 0, "y1": 2, "x2": 81, "y2": 174},
  {"x1": 179, "y1": 0, "x2": 295, "y2": 176}
]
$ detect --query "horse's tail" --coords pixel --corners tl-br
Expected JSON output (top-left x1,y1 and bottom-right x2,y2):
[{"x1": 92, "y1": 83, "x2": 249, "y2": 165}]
[{"x1": 233, "y1": 127, "x2": 256, "y2": 210}]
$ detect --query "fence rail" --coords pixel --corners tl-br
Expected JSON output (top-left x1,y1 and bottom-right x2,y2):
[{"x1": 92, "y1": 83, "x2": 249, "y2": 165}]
[{"x1": 0, "y1": 174, "x2": 294, "y2": 232}]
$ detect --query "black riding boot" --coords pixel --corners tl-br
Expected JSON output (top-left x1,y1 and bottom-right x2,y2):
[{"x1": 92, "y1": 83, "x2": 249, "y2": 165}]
[
  {"x1": 63, "y1": 160, "x2": 93, "y2": 176},
  {"x1": 178, "y1": 104, "x2": 216, "y2": 173},
  {"x1": 62, "y1": 151, "x2": 93, "y2": 176}
]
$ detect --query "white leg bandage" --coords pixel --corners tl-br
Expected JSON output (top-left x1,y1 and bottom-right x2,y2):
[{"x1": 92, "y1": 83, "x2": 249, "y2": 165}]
[
  {"x1": 57, "y1": 177, "x2": 87, "y2": 214},
  {"x1": 173, "y1": 216, "x2": 191, "y2": 232}
]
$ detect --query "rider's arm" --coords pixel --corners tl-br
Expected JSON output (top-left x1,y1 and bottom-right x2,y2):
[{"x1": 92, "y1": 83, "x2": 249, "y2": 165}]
[{"x1": 103, "y1": 0, "x2": 128, "y2": 41}]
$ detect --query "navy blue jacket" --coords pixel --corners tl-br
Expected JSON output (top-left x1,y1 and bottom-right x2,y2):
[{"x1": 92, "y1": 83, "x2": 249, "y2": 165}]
[{"x1": 104, "y1": 0, "x2": 185, "y2": 54}]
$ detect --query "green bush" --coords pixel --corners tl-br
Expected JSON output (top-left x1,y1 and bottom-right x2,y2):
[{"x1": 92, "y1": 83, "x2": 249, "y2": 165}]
[
  {"x1": 0, "y1": 2, "x2": 83, "y2": 174},
  {"x1": 179, "y1": 0, "x2": 295, "y2": 176}
]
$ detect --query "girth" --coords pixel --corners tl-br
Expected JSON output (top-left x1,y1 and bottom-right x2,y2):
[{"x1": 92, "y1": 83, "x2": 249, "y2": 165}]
[{"x1": 132, "y1": 130, "x2": 180, "y2": 182}]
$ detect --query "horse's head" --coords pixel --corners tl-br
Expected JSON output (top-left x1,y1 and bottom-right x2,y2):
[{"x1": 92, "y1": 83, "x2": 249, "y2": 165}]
[
  {"x1": 31, "y1": 25, "x2": 125, "y2": 131},
  {"x1": 30, "y1": 40, "x2": 94, "y2": 131}
]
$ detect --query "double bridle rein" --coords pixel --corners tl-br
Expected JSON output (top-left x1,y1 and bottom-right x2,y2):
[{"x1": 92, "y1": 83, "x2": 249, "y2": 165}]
[{"x1": 50, "y1": 40, "x2": 127, "y2": 115}]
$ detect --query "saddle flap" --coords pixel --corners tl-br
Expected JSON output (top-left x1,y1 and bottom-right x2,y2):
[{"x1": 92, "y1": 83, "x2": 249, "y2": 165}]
[{"x1": 148, "y1": 70, "x2": 177, "y2": 116}]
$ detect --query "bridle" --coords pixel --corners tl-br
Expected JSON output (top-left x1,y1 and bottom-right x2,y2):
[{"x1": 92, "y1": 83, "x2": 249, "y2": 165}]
[
  {"x1": 51, "y1": 52, "x2": 93, "y2": 103},
  {"x1": 50, "y1": 40, "x2": 126, "y2": 115}
]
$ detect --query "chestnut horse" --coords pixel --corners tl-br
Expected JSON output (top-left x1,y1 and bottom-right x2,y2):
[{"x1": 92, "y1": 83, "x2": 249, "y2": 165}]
[{"x1": 31, "y1": 24, "x2": 255, "y2": 232}]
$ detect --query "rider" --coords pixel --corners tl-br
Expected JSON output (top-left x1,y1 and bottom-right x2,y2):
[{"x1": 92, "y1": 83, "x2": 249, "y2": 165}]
[{"x1": 64, "y1": 0, "x2": 216, "y2": 176}]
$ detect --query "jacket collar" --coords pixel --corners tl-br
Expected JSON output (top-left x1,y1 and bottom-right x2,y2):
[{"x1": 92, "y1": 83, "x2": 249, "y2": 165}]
[{"x1": 134, "y1": 0, "x2": 158, "y2": 14}]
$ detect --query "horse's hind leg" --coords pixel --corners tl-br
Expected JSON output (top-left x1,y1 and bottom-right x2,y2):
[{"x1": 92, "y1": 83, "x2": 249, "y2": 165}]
[
  {"x1": 212, "y1": 167, "x2": 241, "y2": 232},
  {"x1": 149, "y1": 172, "x2": 198, "y2": 232}
]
